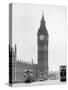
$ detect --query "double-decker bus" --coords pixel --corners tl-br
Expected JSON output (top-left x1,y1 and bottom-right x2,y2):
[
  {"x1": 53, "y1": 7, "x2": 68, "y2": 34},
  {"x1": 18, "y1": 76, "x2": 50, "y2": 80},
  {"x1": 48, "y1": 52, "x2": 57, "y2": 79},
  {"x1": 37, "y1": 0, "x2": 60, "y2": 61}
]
[{"x1": 60, "y1": 66, "x2": 66, "y2": 82}]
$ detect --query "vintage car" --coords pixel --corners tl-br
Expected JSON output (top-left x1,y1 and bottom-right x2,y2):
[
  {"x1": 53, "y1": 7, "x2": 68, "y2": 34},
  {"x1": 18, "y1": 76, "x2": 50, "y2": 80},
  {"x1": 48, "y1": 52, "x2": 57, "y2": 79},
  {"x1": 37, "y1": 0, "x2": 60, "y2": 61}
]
[
  {"x1": 23, "y1": 70, "x2": 35, "y2": 83},
  {"x1": 40, "y1": 73, "x2": 48, "y2": 81}
]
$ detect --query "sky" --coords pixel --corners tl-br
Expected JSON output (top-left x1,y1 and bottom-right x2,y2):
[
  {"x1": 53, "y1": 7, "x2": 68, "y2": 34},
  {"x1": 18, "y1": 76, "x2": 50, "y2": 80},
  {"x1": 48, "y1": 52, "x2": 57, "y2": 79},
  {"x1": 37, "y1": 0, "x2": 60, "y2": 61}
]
[{"x1": 12, "y1": 3, "x2": 66, "y2": 71}]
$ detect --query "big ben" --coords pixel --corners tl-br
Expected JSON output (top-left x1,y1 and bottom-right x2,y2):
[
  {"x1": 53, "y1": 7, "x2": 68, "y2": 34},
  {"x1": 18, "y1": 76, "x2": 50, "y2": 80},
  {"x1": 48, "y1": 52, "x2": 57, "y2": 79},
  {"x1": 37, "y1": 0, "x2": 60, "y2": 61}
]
[{"x1": 37, "y1": 13, "x2": 49, "y2": 79}]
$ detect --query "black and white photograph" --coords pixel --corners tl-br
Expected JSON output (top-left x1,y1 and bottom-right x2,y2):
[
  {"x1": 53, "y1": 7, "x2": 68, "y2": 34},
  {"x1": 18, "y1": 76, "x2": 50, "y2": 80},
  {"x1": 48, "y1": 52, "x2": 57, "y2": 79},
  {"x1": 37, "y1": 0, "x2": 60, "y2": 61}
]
[{"x1": 9, "y1": 3, "x2": 66, "y2": 86}]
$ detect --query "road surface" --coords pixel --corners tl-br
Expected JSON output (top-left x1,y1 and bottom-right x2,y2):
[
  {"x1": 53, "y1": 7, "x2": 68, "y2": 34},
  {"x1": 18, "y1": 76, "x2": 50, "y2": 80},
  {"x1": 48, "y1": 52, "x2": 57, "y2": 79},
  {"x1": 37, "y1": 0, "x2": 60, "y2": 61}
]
[{"x1": 12, "y1": 80, "x2": 66, "y2": 87}]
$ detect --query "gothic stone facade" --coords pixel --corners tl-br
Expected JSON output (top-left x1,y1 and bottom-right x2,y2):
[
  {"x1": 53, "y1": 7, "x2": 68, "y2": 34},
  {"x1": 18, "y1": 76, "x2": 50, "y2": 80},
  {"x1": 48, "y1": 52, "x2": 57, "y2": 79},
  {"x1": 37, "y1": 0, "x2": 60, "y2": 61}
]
[
  {"x1": 9, "y1": 45, "x2": 37, "y2": 83},
  {"x1": 9, "y1": 14, "x2": 49, "y2": 83}
]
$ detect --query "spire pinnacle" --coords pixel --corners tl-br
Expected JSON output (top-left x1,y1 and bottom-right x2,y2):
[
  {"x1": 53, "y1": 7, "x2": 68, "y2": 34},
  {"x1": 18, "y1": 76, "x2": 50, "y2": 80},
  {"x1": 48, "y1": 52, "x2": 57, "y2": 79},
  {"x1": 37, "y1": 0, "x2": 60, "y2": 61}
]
[
  {"x1": 40, "y1": 10, "x2": 45, "y2": 28},
  {"x1": 42, "y1": 10, "x2": 44, "y2": 17},
  {"x1": 41, "y1": 10, "x2": 45, "y2": 22},
  {"x1": 15, "y1": 44, "x2": 17, "y2": 53}
]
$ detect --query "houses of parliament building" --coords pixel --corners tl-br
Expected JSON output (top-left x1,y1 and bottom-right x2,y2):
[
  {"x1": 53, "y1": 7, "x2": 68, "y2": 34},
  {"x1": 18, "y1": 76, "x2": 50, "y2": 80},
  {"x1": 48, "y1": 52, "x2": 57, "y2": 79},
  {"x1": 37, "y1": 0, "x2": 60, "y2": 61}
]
[{"x1": 9, "y1": 13, "x2": 49, "y2": 84}]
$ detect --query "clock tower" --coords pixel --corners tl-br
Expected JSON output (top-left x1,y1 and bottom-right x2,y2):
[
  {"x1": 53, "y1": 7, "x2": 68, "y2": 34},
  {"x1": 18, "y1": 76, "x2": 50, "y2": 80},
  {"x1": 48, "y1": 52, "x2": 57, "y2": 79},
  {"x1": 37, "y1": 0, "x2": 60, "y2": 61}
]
[{"x1": 37, "y1": 13, "x2": 49, "y2": 79}]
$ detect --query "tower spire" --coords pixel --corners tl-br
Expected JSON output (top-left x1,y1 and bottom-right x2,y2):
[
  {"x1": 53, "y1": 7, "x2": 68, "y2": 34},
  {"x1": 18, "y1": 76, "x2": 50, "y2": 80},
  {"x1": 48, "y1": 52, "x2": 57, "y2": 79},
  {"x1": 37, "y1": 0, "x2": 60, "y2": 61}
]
[
  {"x1": 40, "y1": 11, "x2": 45, "y2": 28},
  {"x1": 42, "y1": 10, "x2": 44, "y2": 18},
  {"x1": 41, "y1": 10, "x2": 44, "y2": 21}
]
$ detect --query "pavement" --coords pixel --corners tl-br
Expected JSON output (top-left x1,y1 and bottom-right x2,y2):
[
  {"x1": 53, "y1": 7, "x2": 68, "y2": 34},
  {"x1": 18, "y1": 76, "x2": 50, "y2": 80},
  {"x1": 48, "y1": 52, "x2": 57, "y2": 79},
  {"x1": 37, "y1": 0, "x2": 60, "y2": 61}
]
[{"x1": 12, "y1": 80, "x2": 66, "y2": 87}]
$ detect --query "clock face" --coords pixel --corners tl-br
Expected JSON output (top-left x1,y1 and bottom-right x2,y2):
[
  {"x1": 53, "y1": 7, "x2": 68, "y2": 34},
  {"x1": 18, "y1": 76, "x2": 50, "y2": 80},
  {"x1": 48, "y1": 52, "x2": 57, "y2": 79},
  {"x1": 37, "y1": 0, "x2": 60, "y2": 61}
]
[{"x1": 39, "y1": 35, "x2": 44, "y2": 40}]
